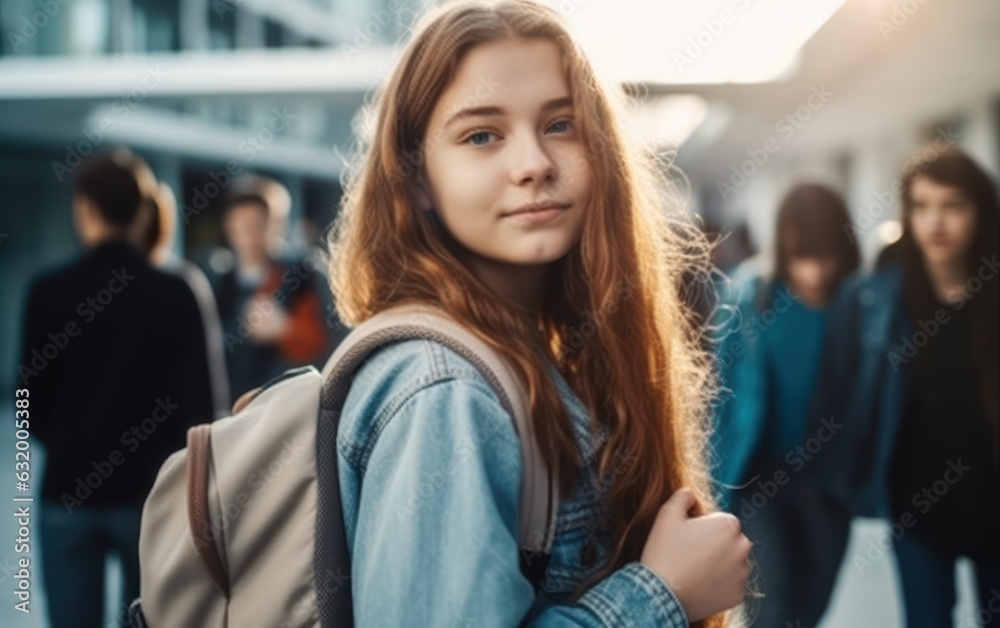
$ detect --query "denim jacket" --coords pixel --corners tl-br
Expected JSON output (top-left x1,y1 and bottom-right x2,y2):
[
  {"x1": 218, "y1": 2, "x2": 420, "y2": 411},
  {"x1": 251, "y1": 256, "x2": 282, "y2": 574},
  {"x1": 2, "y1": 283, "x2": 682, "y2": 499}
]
[
  {"x1": 806, "y1": 263, "x2": 914, "y2": 518},
  {"x1": 336, "y1": 337, "x2": 690, "y2": 627}
]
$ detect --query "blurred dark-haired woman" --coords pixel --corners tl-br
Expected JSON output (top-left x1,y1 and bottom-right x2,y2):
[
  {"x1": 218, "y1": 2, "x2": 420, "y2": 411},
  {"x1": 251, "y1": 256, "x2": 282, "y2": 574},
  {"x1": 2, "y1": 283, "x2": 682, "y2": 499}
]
[
  {"x1": 139, "y1": 182, "x2": 230, "y2": 419},
  {"x1": 713, "y1": 183, "x2": 861, "y2": 627},
  {"x1": 811, "y1": 147, "x2": 999, "y2": 627}
]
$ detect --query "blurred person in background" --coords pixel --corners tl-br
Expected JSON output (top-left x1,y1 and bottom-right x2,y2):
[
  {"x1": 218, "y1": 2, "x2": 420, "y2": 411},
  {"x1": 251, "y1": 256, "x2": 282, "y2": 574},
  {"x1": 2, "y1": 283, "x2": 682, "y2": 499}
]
[
  {"x1": 139, "y1": 182, "x2": 230, "y2": 419},
  {"x1": 811, "y1": 147, "x2": 999, "y2": 627},
  {"x1": 213, "y1": 177, "x2": 330, "y2": 404},
  {"x1": 713, "y1": 183, "x2": 861, "y2": 627},
  {"x1": 17, "y1": 149, "x2": 215, "y2": 628}
]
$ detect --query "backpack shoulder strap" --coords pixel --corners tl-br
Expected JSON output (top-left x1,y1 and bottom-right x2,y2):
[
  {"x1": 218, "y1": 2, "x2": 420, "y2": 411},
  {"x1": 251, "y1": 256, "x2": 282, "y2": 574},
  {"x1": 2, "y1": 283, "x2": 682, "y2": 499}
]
[
  {"x1": 315, "y1": 302, "x2": 559, "y2": 625},
  {"x1": 320, "y1": 301, "x2": 559, "y2": 553}
]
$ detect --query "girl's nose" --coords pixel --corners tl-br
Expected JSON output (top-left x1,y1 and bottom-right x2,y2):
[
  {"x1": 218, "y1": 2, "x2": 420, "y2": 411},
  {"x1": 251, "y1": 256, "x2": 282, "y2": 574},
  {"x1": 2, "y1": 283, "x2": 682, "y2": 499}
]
[{"x1": 510, "y1": 135, "x2": 557, "y2": 186}]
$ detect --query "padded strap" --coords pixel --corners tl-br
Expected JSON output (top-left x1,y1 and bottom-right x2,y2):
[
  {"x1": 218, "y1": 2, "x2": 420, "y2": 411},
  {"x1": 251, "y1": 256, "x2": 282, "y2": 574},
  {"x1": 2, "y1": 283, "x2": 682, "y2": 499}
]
[
  {"x1": 315, "y1": 302, "x2": 560, "y2": 627},
  {"x1": 186, "y1": 424, "x2": 230, "y2": 599},
  {"x1": 320, "y1": 302, "x2": 558, "y2": 553}
]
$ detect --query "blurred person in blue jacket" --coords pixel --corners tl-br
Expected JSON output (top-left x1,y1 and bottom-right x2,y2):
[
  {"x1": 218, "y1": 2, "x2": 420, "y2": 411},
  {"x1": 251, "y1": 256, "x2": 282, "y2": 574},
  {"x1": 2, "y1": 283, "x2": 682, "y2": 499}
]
[
  {"x1": 713, "y1": 183, "x2": 860, "y2": 627},
  {"x1": 809, "y1": 147, "x2": 999, "y2": 627}
]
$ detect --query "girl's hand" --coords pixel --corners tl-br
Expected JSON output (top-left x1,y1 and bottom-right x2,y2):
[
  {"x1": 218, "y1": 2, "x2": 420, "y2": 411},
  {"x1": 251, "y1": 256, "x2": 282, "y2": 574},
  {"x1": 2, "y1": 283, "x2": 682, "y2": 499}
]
[{"x1": 640, "y1": 487, "x2": 752, "y2": 622}]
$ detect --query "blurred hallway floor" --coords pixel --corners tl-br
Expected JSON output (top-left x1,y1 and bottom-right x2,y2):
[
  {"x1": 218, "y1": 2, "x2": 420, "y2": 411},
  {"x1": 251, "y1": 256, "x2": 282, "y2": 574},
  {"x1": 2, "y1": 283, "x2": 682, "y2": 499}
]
[{"x1": 819, "y1": 517, "x2": 979, "y2": 628}]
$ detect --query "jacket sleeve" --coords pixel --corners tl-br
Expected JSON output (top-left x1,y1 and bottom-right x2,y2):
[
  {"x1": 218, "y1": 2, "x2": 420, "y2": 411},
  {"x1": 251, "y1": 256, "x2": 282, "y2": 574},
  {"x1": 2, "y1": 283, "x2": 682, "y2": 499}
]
[
  {"x1": 805, "y1": 273, "x2": 866, "y2": 500},
  {"x1": 172, "y1": 282, "x2": 217, "y2": 432},
  {"x1": 179, "y1": 263, "x2": 231, "y2": 418},
  {"x1": 344, "y1": 377, "x2": 689, "y2": 627}
]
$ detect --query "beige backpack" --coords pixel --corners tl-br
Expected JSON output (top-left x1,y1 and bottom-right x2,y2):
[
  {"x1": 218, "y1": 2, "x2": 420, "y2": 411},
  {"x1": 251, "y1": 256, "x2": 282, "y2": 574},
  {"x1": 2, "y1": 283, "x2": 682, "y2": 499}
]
[{"x1": 128, "y1": 302, "x2": 558, "y2": 627}]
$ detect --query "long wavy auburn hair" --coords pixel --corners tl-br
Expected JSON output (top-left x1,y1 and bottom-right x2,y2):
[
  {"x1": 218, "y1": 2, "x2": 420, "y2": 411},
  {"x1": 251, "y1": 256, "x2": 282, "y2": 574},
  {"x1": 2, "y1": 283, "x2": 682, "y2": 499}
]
[{"x1": 328, "y1": 1, "x2": 728, "y2": 625}]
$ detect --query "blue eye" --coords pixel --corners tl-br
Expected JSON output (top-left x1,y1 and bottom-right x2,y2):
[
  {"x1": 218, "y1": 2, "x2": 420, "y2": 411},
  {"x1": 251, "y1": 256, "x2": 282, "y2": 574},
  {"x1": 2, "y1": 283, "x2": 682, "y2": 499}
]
[
  {"x1": 547, "y1": 119, "x2": 571, "y2": 133},
  {"x1": 467, "y1": 131, "x2": 496, "y2": 146}
]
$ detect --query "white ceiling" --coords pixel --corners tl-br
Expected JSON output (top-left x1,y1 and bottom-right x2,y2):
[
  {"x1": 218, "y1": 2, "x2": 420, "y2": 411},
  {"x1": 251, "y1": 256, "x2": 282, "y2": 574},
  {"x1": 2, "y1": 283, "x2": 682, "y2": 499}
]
[{"x1": 673, "y1": 0, "x2": 1000, "y2": 182}]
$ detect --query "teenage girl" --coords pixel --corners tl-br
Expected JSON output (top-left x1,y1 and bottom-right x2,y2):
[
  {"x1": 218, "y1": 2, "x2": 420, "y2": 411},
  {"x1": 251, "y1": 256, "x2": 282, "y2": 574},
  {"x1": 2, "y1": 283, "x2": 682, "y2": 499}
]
[
  {"x1": 813, "y1": 147, "x2": 999, "y2": 627},
  {"x1": 326, "y1": 1, "x2": 751, "y2": 626}
]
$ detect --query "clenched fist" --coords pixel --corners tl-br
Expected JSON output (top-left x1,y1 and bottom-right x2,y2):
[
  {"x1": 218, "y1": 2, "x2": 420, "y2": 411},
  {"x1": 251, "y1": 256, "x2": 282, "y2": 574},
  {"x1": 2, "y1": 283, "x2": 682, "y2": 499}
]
[{"x1": 641, "y1": 487, "x2": 752, "y2": 622}]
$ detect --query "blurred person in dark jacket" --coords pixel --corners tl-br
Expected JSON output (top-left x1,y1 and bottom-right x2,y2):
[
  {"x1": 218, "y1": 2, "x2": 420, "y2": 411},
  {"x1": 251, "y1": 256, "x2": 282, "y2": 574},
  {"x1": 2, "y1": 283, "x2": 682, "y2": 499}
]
[
  {"x1": 809, "y1": 147, "x2": 999, "y2": 627},
  {"x1": 712, "y1": 183, "x2": 860, "y2": 627},
  {"x1": 213, "y1": 178, "x2": 330, "y2": 403},
  {"x1": 17, "y1": 149, "x2": 215, "y2": 628}
]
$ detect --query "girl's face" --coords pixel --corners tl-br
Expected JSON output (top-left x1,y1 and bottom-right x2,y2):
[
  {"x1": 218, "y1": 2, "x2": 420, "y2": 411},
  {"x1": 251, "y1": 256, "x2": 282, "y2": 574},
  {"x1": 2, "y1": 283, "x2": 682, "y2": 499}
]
[
  {"x1": 908, "y1": 176, "x2": 977, "y2": 267},
  {"x1": 418, "y1": 38, "x2": 592, "y2": 267},
  {"x1": 786, "y1": 255, "x2": 838, "y2": 306}
]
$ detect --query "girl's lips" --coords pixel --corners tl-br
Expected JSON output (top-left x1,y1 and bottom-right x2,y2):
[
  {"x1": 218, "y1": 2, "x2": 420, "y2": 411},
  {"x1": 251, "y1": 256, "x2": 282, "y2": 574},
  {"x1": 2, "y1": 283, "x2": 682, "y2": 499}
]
[
  {"x1": 504, "y1": 206, "x2": 569, "y2": 225},
  {"x1": 503, "y1": 201, "x2": 571, "y2": 217}
]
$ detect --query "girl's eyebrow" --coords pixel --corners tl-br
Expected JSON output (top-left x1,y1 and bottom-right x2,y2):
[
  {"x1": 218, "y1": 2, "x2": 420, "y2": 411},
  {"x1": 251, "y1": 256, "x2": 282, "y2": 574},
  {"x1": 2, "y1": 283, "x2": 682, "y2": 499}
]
[{"x1": 442, "y1": 96, "x2": 574, "y2": 130}]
